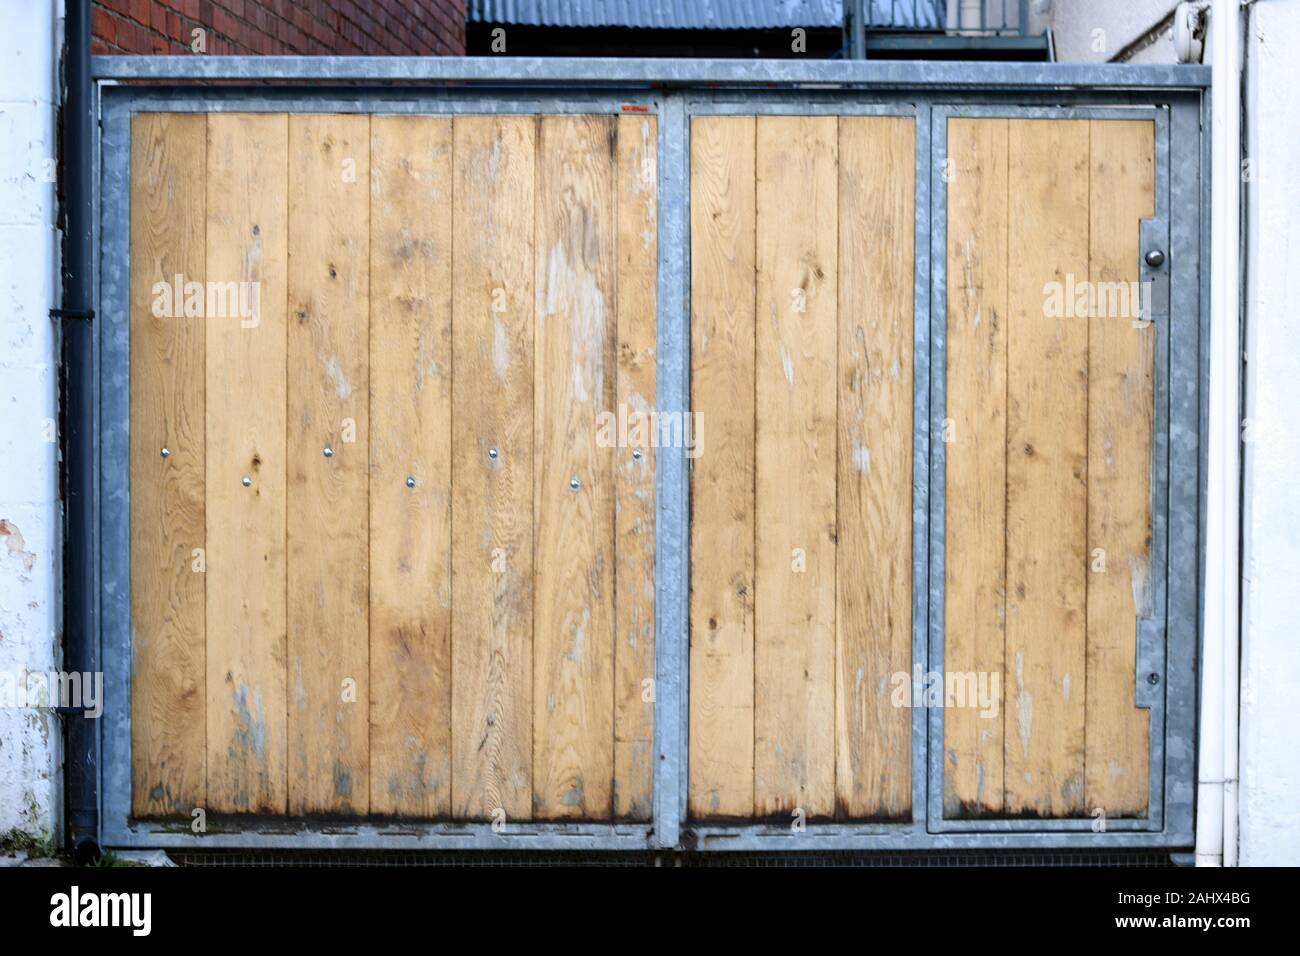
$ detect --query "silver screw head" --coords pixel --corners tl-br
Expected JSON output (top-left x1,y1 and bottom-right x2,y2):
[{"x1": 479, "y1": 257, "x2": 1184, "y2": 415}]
[
  {"x1": 1145, "y1": 249, "x2": 1166, "y2": 268},
  {"x1": 323, "y1": 446, "x2": 334, "y2": 458},
  {"x1": 569, "y1": 476, "x2": 580, "y2": 490},
  {"x1": 241, "y1": 476, "x2": 252, "y2": 487},
  {"x1": 160, "y1": 447, "x2": 170, "y2": 458},
  {"x1": 406, "y1": 476, "x2": 416, "y2": 488},
  {"x1": 488, "y1": 447, "x2": 499, "y2": 460},
  {"x1": 632, "y1": 448, "x2": 642, "y2": 461}
]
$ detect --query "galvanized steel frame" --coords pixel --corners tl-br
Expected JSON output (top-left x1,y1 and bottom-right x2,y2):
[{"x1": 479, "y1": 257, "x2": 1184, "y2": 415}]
[{"x1": 90, "y1": 57, "x2": 1208, "y2": 853}]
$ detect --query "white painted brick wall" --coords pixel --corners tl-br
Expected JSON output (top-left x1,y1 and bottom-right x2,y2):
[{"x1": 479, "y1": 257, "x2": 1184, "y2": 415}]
[
  {"x1": 1239, "y1": 0, "x2": 1300, "y2": 867},
  {"x1": 0, "y1": 0, "x2": 62, "y2": 842}
]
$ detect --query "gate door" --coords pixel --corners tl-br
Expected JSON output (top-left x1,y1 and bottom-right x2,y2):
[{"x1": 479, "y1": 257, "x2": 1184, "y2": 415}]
[
  {"x1": 931, "y1": 108, "x2": 1178, "y2": 835},
  {"x1": 94, "y1": 59, "x2": 1206, "y2": 853},
  {"x1": 120, "y1": 107, "x2": 658, "y2": 827}
]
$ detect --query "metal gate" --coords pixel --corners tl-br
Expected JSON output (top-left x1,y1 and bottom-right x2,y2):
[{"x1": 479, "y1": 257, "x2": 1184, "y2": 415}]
[{"x1": 92, "y1": 57, "x2": 1209, "y2": 852}]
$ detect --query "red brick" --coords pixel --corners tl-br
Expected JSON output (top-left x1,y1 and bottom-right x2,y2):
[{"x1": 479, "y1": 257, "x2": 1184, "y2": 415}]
[
  {"x1": 211, "y1": 6, "x2": 236, "y2": 37},
  {"x1": 93, "y1": 8, "x2": 118, "y2": 45},
  {"x1": 92, "y1": 0, "x2": 466, "y2": 55}
]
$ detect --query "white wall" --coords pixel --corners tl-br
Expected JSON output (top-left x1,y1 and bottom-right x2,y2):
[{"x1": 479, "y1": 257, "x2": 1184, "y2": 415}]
[
  {"x1": 1239, "y1": 0, "x2": 1300, "y2": 867},
  {"x1": 0, "y1": 0, "x2": 62, "y2": 843},
  {"x1": 1036, "y1": 0, "x2": 1181, "y2": 64}
]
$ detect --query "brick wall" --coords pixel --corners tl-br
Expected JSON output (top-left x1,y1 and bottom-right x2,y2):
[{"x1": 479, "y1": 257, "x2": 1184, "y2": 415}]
[{"x1": 92, "y1": 0, "x2": 466, "y2": 56}]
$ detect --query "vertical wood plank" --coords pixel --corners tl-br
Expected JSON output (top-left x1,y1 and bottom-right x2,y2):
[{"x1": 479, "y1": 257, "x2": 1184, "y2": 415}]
[
  {"x1": 943, "y1": 117, "x2": 1010, "y2": 817},
  {"x1": 688, "y1": 115, "x2": 757, "y2": 820},
  {"x1": 835, "y1": 116, "x2": 914, "y2": 819},
  {"x1": 368, "y1": 116, "x2": 454, "y2": 817},
  {"x1": 1085, "y1": 119, "x2": 1155, "y2": 816},
  {"x1": 1003, "y1": 119, "x2": 1091, "y2": 816},
  {"x1": 130, "y1": 113, "x2": 207, "y2": 816},
  {"x1": 532, "y1": 114, "x2": 617, "y2": 821},
  {"x1": 753, "y1": 115, "x2": 838, "y2": 819},
  {"x1": 286, "y1": 114, "x2": 371, "y2": 815},
  {"x1": 613, "y1": 113, "x2": 657, "y2": 821},
  {"x1": 204, "y1": 113, "x2": 288, "y2": 814},
  {"x1": 450, "y1": 115, "x2": 535, "y2": 821}
]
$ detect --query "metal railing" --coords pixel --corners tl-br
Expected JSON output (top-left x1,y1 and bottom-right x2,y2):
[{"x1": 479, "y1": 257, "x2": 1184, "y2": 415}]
[{"x1": 862, "y1": 0, "x2": 1032, "y2": 35}]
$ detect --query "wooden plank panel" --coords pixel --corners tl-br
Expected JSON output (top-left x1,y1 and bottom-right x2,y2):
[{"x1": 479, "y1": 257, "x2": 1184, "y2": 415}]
[
  {"x1": 835, "y1": 116, "x2": 914, "y2": 819},
  {"x1": 532, "y1": 114, "x2": 617, "y2": 821},
  {"x1": 204, "y1": 113, "x2": 288, "y2": 814},
  {"x1": 1003, "y1": 119, "x2": 1091, "y2": 816},
  {"x1": 368, "y1": 116, "x2": 454, "y2": 817},
  {"x1": 688, "y1": 116, "x2": 757, "y2": 820},
  {"x1": 1085, "y1": 119, "x2": 1155, "y2": 816},
  {"x1": 943, "y1": 117, "x2": 1009, "y2": 817},
  {"x1": 286, "y1": 114, "x2": 370, "y2": 815},
  {"x1": 753, "y1": 115, "x2": 838, "y2": 819},
  {"x1": 130, "y1": 113, "x2": 207, "y2": 816},
  {"x1": 613, "y1": 113, "x2": 657, "y2": 821},
  {"x1": 450, "y1": 115, "x2": 535, "y2": 821}
]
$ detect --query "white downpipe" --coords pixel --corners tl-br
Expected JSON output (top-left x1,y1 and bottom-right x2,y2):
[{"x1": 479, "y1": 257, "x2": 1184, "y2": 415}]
[{"x1": 1198, "y1": 0, "x2": 1242, "y2": 868}]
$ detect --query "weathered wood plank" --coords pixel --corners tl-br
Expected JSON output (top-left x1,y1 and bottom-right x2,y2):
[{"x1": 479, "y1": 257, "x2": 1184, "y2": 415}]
[
  {"x1": 1085, "y1": 119, "x2": 1156, "y2": 817},
  {"x1": 835, "y1": 116, "x2": 914, "y2": 819},
  {"x1": 613, "y1": 113, "x2": 657, "y2": 821},
  {"x1": 204, "y1": 113, "x2": 288, "y2": 814},
  {"x1": 532, "y1": 114, "x2": 617, "y2": 821},
  {"x1": 130, "y1": 112, "x2": 207, "y2": 817},
  {"x1": 368, "y1": 115, "x2": 454, "y2": 817},
  {"x1": 285, "y1": 114, "x2": 371, "y2": 815},
  {"x1": 450, "y1": 115, "x2": 536, "y2": 821},
  {"x1": 1003, "y1": 119, "x2": 1091, "y2": 816},
  {"x1": 753, "y1": 115, "x2": 838, "y2": 819},
  {"x1": 688, "y1": 116, "x2": 757, "y2": 820},
  {"x1": 943, "y1": 117, "x2": 1010, "y2": 817}
]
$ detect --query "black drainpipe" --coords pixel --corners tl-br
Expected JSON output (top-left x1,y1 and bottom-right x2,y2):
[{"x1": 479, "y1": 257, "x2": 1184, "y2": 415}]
[{"x1": 60, "y1": 0, "x2": 101, "y2": 864}]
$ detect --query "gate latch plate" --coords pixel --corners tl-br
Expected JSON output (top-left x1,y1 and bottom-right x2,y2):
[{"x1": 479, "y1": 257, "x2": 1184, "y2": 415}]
[
  {"x1": 1139, "y1": 218, "x2": 1170, "y2": 321},
  {"x1": 1135, "y1": 617, "x2": 1164, "y2": 709}
]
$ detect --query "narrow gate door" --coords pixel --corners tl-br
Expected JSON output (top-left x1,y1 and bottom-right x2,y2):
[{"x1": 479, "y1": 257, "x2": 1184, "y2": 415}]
[
  {"x1": 940, "y1": 115, "x2": 1162, "y2": 823},
  {"x1": 128, "y1": 111, "x2": 658, "y2": 823},
  {"x1": 688, "y1": 114, "x2": 917, "y2": 822}
]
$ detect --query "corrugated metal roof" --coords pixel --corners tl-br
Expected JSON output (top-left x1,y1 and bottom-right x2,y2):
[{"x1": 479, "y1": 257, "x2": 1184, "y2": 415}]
[{"x1": 469, "y1": 1, "x2": 946, "y2": 31}]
